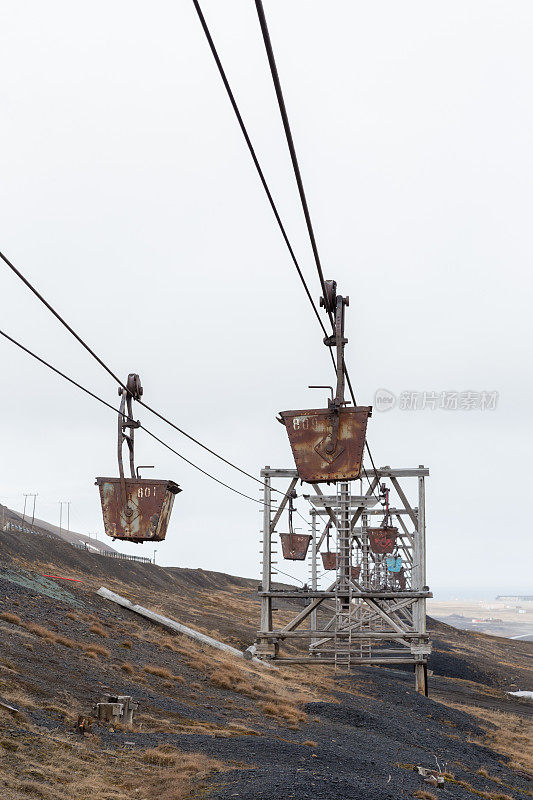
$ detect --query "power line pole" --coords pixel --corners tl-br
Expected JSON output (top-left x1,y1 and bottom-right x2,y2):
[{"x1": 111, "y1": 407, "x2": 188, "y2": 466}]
[
  {"x1": 23, "y1": 493, "x2": 38, "y2": 529},
  {"x1": 31, "y1": 494, "x2": 38, "y2": 529},
  {"x1": 58, "y1": 500, "x2": 71, "y2": 536}
]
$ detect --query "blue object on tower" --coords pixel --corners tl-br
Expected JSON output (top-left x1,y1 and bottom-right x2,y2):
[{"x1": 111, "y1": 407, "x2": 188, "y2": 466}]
[{"x1": 386, "y1": 555, "x2": 402, "y2": 573}]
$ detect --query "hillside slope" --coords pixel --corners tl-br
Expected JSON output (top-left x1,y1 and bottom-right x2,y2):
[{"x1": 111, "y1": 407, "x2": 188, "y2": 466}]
[{"x1": 0, "y1": 528, "x2": 531, "y2": 800}]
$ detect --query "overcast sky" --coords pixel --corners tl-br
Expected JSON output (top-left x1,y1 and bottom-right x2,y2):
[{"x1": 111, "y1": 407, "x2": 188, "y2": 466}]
[{"x1": 1, "y1": 1, "x2": 531, "y2": 598}]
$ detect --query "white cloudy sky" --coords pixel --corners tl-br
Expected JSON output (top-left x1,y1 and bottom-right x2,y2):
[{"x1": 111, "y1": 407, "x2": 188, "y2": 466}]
[{"x1": 1, "y1": 1, "x2": 531, "y2": 598}]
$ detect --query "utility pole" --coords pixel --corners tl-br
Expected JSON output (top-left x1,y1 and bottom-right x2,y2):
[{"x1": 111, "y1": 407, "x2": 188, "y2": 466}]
[
  {"x1": 31, "y1": 494, "x2": 37, "y2": 528},
  {"x1": 153, "y1": 549, "x2": 157, "y2": 565},
  {"x1": 23, "y1": 494, "x2": 37, "y2": 529},
  {"x1": 59, "y1": 501, "x2": 71, "y2": 536}
]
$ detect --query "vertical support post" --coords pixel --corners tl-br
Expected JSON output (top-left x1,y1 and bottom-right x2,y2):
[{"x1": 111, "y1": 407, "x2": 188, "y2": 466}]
[
  {"x1": 338, "y1": 482, "x2": 350, "y2": 594},
  {"x1": 414, "y1": 467, "x2": 428, "y2": 695},
  {"x1": 361, "y1": 510, "x2": 369, "y2": 588},
  {"x1": 260, "y1": 468, "x2": 272, "y2": 634},
  {"x1": 31, "y1": 494, "x2": 37, "y2": 529},
  {"x1": 310, "y1": 510, "x2": 318, "y2": 646}
]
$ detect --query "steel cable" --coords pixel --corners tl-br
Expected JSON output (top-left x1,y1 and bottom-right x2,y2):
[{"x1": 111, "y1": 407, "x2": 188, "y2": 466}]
[
  {"x1": 0, "y1": 328, "x2": 263, "y2": 504},
  {"x1": 0, "y1": 249, "x2": 279, "y2": 493},
  {"x1": 191, "y1": 2, "x2": 380, "y2": 499}
]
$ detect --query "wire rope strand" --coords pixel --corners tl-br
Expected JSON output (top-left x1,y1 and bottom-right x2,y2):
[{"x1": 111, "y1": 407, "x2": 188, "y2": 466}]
[
  {"x1": 190, "y1": 0, "x2": 328, "y2": 339},
  {"x1": 0, "y1": 250, "x2": 279, "y2": 493},
  {"x1": 254, "y1": 0, "x2": 332, "y2": 327},
  {"x1": 0, "y1": 328, "x2": 263, "y2": 505}
]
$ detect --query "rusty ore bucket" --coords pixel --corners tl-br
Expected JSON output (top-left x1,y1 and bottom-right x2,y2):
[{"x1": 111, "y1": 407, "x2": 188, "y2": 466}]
[
  {"x1": 95, "y1": 478, "x2": 181, "y2": 543},
  {"x1": 350, "y1": 564, "x2": 361, "y2": 580},
  {"x1": 321, "y1": 551, "x2": 338, "y2": 570},
  {"x1": 367, "y1": 527, "x2": 398, "y2": 554},
  {"x1": 280, "y1": 533, "x2": 312, "y2": 561},
  {"x1": 279, "y1": 406, "x2": 371, "y2": 483}
]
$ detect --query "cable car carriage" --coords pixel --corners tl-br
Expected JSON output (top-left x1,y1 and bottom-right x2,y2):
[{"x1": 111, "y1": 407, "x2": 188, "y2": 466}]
[
  {"x1": 320, "y1": 523, "x2": 361, "y2": 578},
  {"x1": 367, "y1": 484, "x2": 398, "y2": 554},
  {"x1": 279, "y1": 490, "x2": 312, "y2": 560},
  {"x1": 278, "y1": 281, "x2": 371, "y2": 483},
  {"x1": 95, "y1": 374, "x2": 181, "y2": 543}
]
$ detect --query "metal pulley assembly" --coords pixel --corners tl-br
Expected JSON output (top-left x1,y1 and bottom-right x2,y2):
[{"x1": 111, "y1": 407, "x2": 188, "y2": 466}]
[
  {"x1": 95, "y1": 374, "x2": 181, "y2": 543},
  {"x1": 279, "y1": 490, "x2": 311, "y2": 560},
  {"x1": 279, "y1": 280, "x2": 371, "y2": 483}
]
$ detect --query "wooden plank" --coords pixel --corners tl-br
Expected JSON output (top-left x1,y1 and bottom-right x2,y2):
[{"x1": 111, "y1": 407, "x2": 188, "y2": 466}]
[
  {"x1": 259, "y1": 590, "x2": 432, "y2": 599},
  {"x1": 364, "y1": 467, "x2": 429, "y2": 478},
  {"x1": 259, "y1": 629, "x2": 425, "y2": 639},
  {"x1": 97, "y1": 587, "x2": 275, "y2": 669}
]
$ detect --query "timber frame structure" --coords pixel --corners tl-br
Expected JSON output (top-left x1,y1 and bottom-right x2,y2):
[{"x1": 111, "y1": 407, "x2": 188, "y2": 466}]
[{"x1": 254, "y1": 465, "x2": 431, "y2": 695}]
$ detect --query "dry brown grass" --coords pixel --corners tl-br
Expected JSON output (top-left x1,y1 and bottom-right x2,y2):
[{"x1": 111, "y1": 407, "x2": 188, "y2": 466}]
[
  {"x1": 65, "y1": 611, "x2": 78, "y2": 621},
  {"x1": 121, "y1": 639, "x2": 133, "y2": 648},
  {"x1": 444, "y1": 775, "x2": 526, "y2": 799},
  {"x1": 0, "y1": 717, "x2": 230, "y2": 800},
  {"x1": 413, "y1": 792, "x2": 438, "y2": 800},
  {"x1": 303, "y1": 740, "x2": 317, "y2": 747},
  {"x1": 0, "y1": 611, "x2": 22, "y2": 625},
  {"x1": 120, "y1": 662, "x2": 134, "y2": 674},
  {"x1": 143, "y1": 664, "x2": 173, "y2": 679},
  {"x1": 88, "y1": 623, "x2": 108, "y2": 638},
  {"x1": 82, "y1": 643, "x2": 111, "y2": 658},
  {"x1": 25, "y1": 623, "x2": 58, "y2": 642},
  {"x1": 445, "y1": 703, "x2": 533, "y2": 775},
  {"x1": 55, "y1": 634, "x2": 77, "y2": 648}
]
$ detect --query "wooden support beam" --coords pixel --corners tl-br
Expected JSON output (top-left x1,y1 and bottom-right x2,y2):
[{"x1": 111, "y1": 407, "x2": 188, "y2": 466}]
[
  {"x1": 269, "y1": 477, "x2": 298, "y2": 534},
  {"x1": 390, "y1": 476, "x2": 418, "y2": 528},
  {"x1": 260, "y1": 629, "x2": 427, "y2": 640},
  {"x1": 259, "y1": 590, "x2": 432, "y2": 599},
  {"x1": 280, "y1": 581, "x2": 337, "y2": 631}
]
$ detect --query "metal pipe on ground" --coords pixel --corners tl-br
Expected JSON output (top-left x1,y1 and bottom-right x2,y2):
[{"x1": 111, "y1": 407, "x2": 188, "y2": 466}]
[{"x1": 97, "y1": 587, "x2": 276, "y2": 669}]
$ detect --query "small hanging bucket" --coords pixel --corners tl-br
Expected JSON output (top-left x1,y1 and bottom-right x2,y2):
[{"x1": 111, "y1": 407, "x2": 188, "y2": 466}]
[
  {"x1": 397, "y1": 568, "x2": 407, "y2": 590},
  {"x1": 321, "y1": 551, "x2": 338, "y2": 570},
  {"x1": 385, "y1": 555, "x2": 402, "y2": 573},
  {"x1": 350, "y1": 564, "x2": 361, "y2": 580},
  {"x1": 280, "y1": 533, "x2": 312, "y2": 561},
  {"x1": 367, "y1": 527, "x2": 398, "y2": 554}
]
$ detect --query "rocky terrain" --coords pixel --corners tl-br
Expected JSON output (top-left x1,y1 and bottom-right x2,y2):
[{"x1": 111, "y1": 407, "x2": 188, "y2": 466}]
[{"x1": 0, "y1": 528, "x2": 531, "y2": 799}]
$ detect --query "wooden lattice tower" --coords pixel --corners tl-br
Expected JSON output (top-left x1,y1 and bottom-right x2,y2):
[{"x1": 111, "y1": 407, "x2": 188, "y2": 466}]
[{"x1": 253, "y1": 465, "x2": 431, "y2": 695}]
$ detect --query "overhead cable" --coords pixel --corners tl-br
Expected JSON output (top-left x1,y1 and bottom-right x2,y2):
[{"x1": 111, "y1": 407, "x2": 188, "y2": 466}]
[
  {"x1": 0, "y1": 328, "x2": 263, "y2": 505},
  {"x1": 0, "y1": 249, "x2": 274, "y2": 492}
]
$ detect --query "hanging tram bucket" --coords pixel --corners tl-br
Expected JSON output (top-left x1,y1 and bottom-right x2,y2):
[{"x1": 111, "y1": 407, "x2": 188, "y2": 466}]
[
  {"x1": 321, "y1": 551, "x2": 338, "y2": 571},
  {"x1": 279, "y1": 406, "x2": 372, "y2": 483},
  {"x1": 367, "y1": 527, "x2": 398, "y2": 554},
  {"x1": 95, "y1": 373, "x2": 182, "y2": 544},
  {"x1": 279, "y1": 533, "x2": 312, "y2": 561},
  {"x1": 95, "y1": 477, "x2": 181, "y2": 543}
]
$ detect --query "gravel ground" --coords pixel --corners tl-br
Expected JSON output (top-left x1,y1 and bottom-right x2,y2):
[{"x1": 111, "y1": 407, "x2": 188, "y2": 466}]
[{"x1": 0, "y1": 530, "x2": 532, "y2": 799}]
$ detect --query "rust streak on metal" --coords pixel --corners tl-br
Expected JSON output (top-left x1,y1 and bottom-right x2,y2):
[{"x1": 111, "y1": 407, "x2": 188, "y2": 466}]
[
  {"x1": 279, "y1": 532, "x2": 311, "y2": 560},
  {"x1": 95, "y1": 477, "x2": 181, "y2": 543},
  {"x1": 279, "y1": 406, "x2": 371, "y2": 483}
]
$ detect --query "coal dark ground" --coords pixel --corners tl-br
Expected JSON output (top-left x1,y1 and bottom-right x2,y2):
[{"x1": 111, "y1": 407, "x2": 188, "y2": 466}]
[{"x1": 0, "y1": 528, "x2": 532, "y2": 800}]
